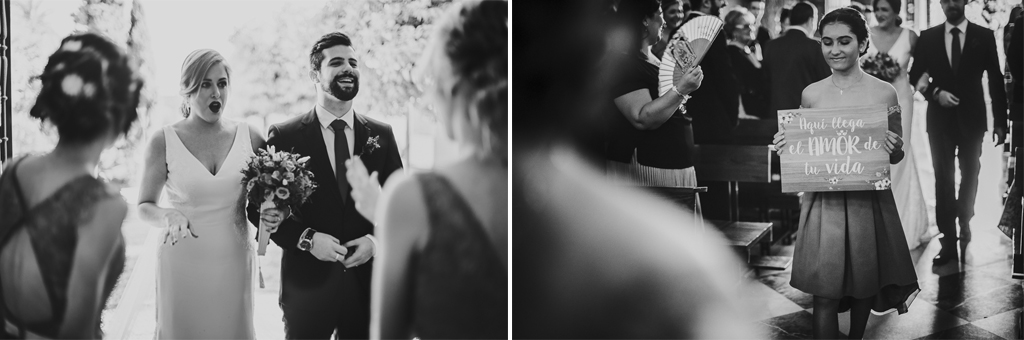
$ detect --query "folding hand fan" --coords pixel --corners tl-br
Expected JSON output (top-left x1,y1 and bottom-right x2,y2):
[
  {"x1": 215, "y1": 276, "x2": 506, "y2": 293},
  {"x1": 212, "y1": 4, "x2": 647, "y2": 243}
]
[{"x1": 658, "y1": 15, "x2": 724, "y2": 97}]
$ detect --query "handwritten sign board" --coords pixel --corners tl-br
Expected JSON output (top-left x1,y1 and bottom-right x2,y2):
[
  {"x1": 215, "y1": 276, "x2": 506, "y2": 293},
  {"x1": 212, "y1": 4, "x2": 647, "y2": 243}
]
[{"x1": 778, "y1": 105, "x2": 891, "y2": 193}]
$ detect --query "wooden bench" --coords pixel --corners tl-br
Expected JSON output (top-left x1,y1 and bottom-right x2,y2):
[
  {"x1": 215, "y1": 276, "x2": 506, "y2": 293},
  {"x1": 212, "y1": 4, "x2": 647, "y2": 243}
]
[{"x1": 694, "y1": 144, "x2": 792, "y2": 270}]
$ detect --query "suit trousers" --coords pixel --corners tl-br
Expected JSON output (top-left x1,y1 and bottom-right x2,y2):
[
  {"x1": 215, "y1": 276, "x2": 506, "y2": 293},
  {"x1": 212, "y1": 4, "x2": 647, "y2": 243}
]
[
  {"x1": 281, "y1": 261, "x2": 370, "y2": 340},
  {"x1": 929, "y1": 122, "x2": 985, "y2": 247}
]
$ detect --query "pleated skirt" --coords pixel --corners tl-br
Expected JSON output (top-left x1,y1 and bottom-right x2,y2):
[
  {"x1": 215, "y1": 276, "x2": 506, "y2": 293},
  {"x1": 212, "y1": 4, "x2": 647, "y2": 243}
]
[{"x1": 790, "y1": 190, "x2": 920, "y2": 315}]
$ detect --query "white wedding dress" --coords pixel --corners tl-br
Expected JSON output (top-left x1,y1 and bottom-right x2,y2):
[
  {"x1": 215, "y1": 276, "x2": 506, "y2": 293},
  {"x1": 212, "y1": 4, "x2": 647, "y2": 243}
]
[
  {"x1": 866, "y1": 28, "x2": 932, "y2": 249},
  {"x1": 157, "y1": 122, "x2": 256, "y2": 339}
]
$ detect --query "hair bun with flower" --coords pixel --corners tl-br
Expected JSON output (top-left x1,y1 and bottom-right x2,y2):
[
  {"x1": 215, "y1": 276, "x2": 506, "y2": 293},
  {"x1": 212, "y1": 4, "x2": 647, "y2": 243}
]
[{"x1": 29, "y1": 32, "x2": 143, "y2": 142}]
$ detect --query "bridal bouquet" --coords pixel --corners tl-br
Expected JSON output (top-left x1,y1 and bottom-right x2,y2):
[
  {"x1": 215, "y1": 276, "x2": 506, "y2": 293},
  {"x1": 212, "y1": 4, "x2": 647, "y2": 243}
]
[
  {"x1": 861, "y1": 52, "x2": 901, "y2": 83},
  {"x1": 241, "y1": 146, "x2": 317, "y2": 255}
]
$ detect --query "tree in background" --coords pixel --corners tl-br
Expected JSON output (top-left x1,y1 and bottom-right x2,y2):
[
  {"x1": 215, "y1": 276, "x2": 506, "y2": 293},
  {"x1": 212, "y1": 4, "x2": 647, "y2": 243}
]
[
  {"x1": 230, "y1": 0, "x2": 453, "y2": 160},
  {"x1": 11, "y1": 0, "x2": 66, "y2": 157},
  {"x1": 71, "y1": 0, "x2": 155, "y2": 186}
]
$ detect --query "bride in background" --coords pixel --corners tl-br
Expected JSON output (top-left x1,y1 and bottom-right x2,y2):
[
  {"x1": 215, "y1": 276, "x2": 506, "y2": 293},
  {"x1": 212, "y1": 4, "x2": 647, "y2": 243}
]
[
  {"x1": 865, "y1": 0, "x2": 932, "y2": 249},
  {"x1": 138, "y1": 49, "x2": 271, "y2": 339}
]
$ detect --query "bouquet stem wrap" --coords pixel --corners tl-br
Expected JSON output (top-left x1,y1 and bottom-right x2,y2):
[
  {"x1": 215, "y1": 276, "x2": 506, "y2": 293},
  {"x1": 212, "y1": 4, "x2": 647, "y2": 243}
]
[{"x1": 257, "y1": 200, "x2": 276, "y2": 256}]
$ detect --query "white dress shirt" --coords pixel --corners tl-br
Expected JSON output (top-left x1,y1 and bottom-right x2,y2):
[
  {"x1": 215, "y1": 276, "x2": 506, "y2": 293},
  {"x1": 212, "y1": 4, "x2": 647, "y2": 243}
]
[
  {"x1": 308, "y1": 104, "x2": 378, "y2": 256},
  {"x1": 944, "y1": 19, "x2": 969, "y2": 68},
  {"x1": 315, "y1": 104, "x2": 355, "y2": 174}
]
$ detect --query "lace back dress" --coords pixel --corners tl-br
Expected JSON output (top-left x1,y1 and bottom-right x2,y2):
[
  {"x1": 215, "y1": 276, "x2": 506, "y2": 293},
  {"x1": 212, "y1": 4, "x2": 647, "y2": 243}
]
[
  {"x1": 0, "y1": 157, "x2": 125, "y2": 338},
  {"x1": 413, "y1": 173, "x2": 506, "y2": 339}
]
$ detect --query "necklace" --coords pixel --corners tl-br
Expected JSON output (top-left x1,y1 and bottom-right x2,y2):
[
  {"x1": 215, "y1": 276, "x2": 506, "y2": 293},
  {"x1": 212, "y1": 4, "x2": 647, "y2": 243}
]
[{"x1": 831, "y1": 71, "x2": 864, "y2": 95}]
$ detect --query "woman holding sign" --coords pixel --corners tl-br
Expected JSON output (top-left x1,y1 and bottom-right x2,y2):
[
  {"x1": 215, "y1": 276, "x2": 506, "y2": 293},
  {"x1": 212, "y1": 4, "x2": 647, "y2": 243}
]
[
  {"x1": 605, "y1": 0, "x2": 704, "y2": 188},
  {"x1": 773, "y1": 8, "x2": 919, "y2": 340}
]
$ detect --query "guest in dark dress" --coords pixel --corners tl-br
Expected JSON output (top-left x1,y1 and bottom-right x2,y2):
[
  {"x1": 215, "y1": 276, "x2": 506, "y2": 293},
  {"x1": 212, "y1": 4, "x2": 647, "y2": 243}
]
[
  {"x1": 604, "y1": 0, "x2": 704, "y2": 188},
  {"x1": 0, "y1": 32, "x2": 142, "y2": 338},
  {"x1": 774, "y1": 9, "x2": 918, "y2": 339},
  {"x1": 724, "y1": 8, "x2": 771, "y2": 119},
  {"x1": 367, "y1": 1, "x2": 506, "y2": 339}
]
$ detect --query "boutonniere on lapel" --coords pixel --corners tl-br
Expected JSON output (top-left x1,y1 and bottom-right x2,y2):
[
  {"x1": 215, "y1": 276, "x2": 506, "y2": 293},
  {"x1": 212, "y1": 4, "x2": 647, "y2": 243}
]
[{"x1": 363, "y1": 134, "x2": 381, "y2": 156}]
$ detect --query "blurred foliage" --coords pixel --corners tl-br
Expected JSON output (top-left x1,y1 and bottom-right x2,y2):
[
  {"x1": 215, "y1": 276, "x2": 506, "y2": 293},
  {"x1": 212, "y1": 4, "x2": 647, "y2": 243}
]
[
  {"x1": 229, "y1": 0, "x2": 454, "y2": 157},
  {"x1": 11, "y1": 0, "x2": 64, "y2": 158}
]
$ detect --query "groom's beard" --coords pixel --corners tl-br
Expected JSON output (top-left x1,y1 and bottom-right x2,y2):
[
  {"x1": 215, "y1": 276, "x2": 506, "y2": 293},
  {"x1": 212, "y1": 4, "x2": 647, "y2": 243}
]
[{"x1": 325, "y1": 73, "x2": 360, "y2": 101}]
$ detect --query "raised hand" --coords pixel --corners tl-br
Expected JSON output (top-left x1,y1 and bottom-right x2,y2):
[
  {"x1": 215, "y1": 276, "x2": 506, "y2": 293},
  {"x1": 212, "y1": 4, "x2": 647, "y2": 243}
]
[
  {"x1": 773, "y1": 124, "x2": 787, "y2": 155},
  {"x1": 883, "y1": 130, "x2": 904, "y2": 155},
  {"x1": 162, "y1": 209, "x2": 197, "y2": 245},
  {"x1": 310, "y1": 232, "x2": 349, "y2": 262},
  {"x1": 675, "y1": 66, "x2": 703, "y2": 95},
  {"x1": 345, "y1": 156, "x2": 381, "y2": 222}
]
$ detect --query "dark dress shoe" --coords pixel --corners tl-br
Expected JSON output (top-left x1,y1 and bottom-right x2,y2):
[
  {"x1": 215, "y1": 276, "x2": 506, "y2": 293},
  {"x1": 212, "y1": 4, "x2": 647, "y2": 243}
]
[{"x1": 933, "y1": 250, "x2": 958, "y2": 265}]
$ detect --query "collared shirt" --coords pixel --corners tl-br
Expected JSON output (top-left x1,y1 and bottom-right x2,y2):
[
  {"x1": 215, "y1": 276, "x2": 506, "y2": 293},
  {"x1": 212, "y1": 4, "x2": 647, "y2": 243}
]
[
  {"x1": 315, "y1": 104, "x2": 355, "y2": 174},
  {"x1": 944, "y1": 19, "x2": 969, "y2": 67}
]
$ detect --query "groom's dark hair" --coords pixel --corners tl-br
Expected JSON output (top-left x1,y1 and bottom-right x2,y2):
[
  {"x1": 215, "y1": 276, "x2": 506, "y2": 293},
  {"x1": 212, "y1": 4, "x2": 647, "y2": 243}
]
[{"x1": 310, "y1": 32, "x2": 353, "y2": 72}]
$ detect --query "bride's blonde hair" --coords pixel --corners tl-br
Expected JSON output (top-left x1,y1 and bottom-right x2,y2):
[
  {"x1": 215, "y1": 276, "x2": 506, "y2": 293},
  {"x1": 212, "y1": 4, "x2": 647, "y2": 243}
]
[
  {"x1": 415, "y1": 0, "x2": 507, "y2": 164},
  {"x1": 179, "y1": 49, "x2": 231, "y2": 117}
]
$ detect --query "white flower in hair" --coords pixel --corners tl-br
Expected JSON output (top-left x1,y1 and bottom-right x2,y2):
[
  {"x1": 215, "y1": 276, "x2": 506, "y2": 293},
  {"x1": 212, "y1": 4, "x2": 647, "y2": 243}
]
[
  {"x1": 61, "y1": 40, "x2": 82, "y2": 52},
  {"x1": 61, "y1": 74, "x2": 84, "y2": 97},
  {"x1": 82, "y1": 83, "x2": 96, "y2": 98}
]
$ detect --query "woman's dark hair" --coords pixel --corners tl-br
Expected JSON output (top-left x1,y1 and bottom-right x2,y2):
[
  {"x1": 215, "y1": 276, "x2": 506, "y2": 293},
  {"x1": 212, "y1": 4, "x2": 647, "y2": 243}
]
[
  {"x1": 873, "y1": 0, "x2": 903, "y2": 27},
  {"x1": 615, "y1": 0, "x2": 661, "y2": 51},
  {"x1": 817, "y1": 7, "x2": 871, "y2": 56},
  {"x1": 30, "y1": 32, "x2": 142, "y2": 143},
  {"x1": 780, "y1": 7, "x2": 791, "y2": 24}
]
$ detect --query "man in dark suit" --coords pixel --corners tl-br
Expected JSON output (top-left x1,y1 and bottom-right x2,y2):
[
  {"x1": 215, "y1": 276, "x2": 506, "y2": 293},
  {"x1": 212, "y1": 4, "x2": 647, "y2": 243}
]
[
  {"x1": 762, "y1": 1, "x2": 831, "y2": 114},
  {"x1": 683, "y1": 0, "x2": 739, "y2": 144},
  {"x1": 249, "y1": 32, "x2": 403, "y2": 339},
  {"x1": 746, "y1": 0, "x2": 772, "y2": 56},
  {"x1": 909, "y1": 0, "x2": 1007, "y2": 265}
]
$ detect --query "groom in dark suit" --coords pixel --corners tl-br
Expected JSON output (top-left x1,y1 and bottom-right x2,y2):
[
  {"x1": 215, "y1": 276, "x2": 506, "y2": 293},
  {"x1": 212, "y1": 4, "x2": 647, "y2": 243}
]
[
  {"x1": 248, "y1": 32, "x2": 403, "y2": 339},
  {"x1": 909, "y1": 0, "x2": 1007, "y2": 265}
]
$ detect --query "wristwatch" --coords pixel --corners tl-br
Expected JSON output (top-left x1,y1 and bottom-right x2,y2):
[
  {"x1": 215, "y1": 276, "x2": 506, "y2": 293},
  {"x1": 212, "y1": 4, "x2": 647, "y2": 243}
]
[{"x1": 298, "y1": 228, "x2": 315, "y2": 252}]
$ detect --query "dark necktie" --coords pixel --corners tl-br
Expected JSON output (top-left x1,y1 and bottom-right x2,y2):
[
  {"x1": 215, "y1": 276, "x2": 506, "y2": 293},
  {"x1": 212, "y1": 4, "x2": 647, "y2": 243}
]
[
  {"x1": 951, "y1": 27, "x2": 961, "y2": 75},
  {"x1": 330, "y1": 120, "x2": 350, "y2": 203}
]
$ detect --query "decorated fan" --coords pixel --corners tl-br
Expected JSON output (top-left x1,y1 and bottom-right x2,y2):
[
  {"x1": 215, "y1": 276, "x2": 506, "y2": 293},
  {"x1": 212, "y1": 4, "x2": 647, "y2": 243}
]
[{"x1": 658, "y1": 15, "x2": 724, "y2": 97}]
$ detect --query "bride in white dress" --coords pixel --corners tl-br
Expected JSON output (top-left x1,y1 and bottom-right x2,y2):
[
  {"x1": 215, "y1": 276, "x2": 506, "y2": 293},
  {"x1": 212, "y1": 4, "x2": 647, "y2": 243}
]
[
  {"x1": 138, "y1": 50, "x2": 269, "y2": 338},
  {"x1": 865, "y1": 0, "x2": 932, "y2": 249}
]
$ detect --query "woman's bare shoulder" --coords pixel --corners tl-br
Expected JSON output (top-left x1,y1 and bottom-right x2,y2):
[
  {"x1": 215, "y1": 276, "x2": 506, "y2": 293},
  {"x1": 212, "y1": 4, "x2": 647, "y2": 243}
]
[{"x1": 801, "y1": 77, "x2": 831, "y2": 107}]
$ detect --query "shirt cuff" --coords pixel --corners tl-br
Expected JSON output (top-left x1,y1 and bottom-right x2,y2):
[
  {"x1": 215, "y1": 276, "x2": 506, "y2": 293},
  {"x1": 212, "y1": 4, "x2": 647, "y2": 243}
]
[{"x1": 365, "y1": 234, "x2": 378, "y2": 258}]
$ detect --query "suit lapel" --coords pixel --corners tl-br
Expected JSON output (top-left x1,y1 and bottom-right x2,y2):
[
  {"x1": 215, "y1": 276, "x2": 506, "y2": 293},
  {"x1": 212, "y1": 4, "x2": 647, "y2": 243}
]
[
  {"x1": 959, "y1": 24, "x2": 980, "y2": 68},
  {"x1": 353, "y1": 112, "x2": 370, "y2": 158},
  {"x1": 932, "y1": 27, "x2": 955, "y2": 78},
  {"x1": 301, "y1": 108, "x2": 341, "y2": 198}
]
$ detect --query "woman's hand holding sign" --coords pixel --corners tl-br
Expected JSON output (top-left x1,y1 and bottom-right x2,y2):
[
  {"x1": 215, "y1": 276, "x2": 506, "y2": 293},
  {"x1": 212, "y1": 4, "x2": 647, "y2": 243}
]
[
  {"x1": 773, "y1": 123, "x2": 786, "y2": 155},
  {"x1": 882, "y1": 130, "x2": 903, "y2": 155}
]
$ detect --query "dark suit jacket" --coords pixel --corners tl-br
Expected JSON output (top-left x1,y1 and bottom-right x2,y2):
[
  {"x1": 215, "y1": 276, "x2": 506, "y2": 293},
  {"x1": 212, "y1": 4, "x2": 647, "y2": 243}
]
[
  {"x1": 680, "y1": 12, "x2": 740, "y2": 143},
  {"x1": 909, "y1": 22, "x2": 1008, "y2": 133},
  {"x1": 247, "y1": 109, "x2": 403, "y2": 291},
  {"x1": 763, "y1": 29, "x2": 832, "y2": 113},
  {"x1": 1008, "y1": 16, "x2": 1023, "y2": 120}
]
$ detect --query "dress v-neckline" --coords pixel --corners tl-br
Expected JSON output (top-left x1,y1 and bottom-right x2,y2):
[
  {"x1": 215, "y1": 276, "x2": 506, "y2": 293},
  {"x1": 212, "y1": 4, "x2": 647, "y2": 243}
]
[
  {"x1": 171, "y1": 123, "x2": 240, "y2": 177},
  {"x1": 875, "y1": 27, "x2": 908, "y2": 55}
]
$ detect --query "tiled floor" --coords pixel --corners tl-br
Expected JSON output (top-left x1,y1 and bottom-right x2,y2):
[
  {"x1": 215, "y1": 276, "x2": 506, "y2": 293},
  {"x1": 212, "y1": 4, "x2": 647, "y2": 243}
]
[{"x1": 753, "y1": 100, "x2": 1020, "y2": 339}]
